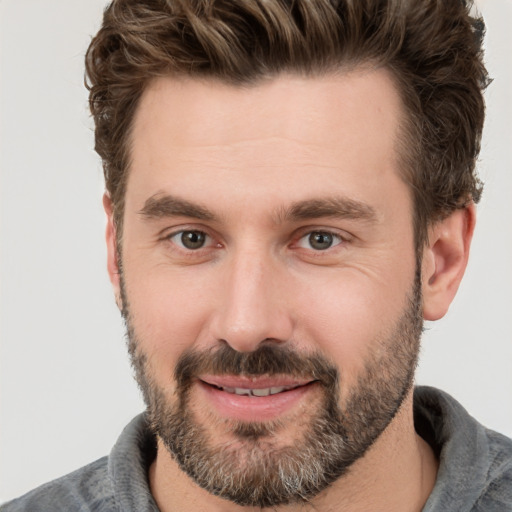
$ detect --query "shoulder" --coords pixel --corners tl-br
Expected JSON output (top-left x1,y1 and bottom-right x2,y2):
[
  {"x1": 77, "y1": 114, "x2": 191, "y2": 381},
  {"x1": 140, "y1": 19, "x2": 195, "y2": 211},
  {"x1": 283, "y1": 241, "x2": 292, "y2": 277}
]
[
  {"x1": 0, "y1": 456, "x2": 116, "y2": 512},
  {"x1": 415, "y1": 386, "x2": 512, "y2": 511},
  {"x1": 1, "y1": 414, "x2": 157, "y2": 512},
  {"x1": 473, "y1": 427, "x2": 512, "y2": 510}
]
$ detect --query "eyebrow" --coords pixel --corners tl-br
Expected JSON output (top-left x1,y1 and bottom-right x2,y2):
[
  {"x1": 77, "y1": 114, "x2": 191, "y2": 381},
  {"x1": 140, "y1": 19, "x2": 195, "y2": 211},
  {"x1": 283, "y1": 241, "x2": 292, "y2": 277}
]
[
  {"x1": 138, "y1": 193, "x2": 377, "y2": 225},
  {"x1": 279, "y1": 197, "x2": 378, "y2": 224},
  {"x1": 138, "y1": 194, "x2": 217, "y2": 221}
]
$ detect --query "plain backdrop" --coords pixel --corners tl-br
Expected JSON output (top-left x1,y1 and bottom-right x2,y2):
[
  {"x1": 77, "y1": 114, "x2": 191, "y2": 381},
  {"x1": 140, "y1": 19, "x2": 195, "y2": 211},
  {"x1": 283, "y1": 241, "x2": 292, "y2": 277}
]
[{"x1": 1, "y1": 0, "x2": 511, "y2": 503}]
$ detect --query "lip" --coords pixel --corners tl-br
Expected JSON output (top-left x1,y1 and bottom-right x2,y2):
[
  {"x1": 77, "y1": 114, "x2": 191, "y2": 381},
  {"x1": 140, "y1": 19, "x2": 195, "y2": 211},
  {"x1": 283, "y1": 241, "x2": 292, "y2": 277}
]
[
  {"x1": 196, "y1": 375, "x2": 318, "y2": 422},
  {"x1": 200, "y1": 375, "x2": 313, "y2": 389}
]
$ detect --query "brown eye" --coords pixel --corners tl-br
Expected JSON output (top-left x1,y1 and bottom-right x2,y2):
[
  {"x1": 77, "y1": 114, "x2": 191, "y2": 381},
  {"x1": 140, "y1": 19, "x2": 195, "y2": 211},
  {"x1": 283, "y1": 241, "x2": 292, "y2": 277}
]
[
  {"x1": 296, "y1": 230, "x2": 345, "y2": 251},
  {"x1": 172, "y1": 230, "x2": 208, "y2": 250},
  {"x1": 308, "y1": 231, "x2": 335, "y2": 250}
]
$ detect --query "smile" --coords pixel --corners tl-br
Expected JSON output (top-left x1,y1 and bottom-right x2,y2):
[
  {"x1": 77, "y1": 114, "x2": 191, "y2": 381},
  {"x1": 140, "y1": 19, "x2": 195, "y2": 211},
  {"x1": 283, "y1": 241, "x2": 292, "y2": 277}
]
[
  {"x1": 197, "y1": 377, "x2": 318, "y2": 422},
  {"x1": 211, "y1": 384, "x2": 302, "y2": 397}
]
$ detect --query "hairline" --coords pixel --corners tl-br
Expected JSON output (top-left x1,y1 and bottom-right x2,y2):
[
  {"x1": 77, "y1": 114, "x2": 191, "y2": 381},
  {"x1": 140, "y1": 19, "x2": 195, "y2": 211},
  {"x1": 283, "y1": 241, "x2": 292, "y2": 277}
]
[{"x1": 112, "y1": 63, "x2": 427, "y2": 256}]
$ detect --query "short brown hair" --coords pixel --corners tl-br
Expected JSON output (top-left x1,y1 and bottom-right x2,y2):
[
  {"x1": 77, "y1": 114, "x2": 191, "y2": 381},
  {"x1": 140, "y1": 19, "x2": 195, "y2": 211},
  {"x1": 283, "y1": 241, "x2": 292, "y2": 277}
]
[{"x1": 85, "y1": 0, "x2": 489, "y2": 249}]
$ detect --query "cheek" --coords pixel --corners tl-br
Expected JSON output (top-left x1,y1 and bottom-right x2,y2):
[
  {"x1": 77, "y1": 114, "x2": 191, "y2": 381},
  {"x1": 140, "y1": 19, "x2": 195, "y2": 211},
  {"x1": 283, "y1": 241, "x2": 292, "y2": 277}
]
[
  {"x1": 123, "y1": 263, "x2": 218, "y2": 375},
  {"x1": 292, "y1": 268, "x2": 413, "y2": 387}
]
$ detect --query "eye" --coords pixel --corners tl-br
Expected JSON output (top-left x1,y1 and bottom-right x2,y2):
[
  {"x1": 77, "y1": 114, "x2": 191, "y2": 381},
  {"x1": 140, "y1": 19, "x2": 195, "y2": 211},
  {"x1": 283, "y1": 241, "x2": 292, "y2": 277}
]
[
  {"x1": 169, "y1": 230, "x2": 210, "y2": 250},
  {"x1": 297, "y1": 231, "x2": 343, "y2": 251}
]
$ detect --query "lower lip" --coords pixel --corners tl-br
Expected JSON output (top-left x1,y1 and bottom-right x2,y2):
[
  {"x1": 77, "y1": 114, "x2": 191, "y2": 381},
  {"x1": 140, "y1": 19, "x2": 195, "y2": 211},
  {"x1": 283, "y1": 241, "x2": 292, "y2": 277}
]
[{"x1": 197, "y1": 380, "x2": 317, "y2": 422}]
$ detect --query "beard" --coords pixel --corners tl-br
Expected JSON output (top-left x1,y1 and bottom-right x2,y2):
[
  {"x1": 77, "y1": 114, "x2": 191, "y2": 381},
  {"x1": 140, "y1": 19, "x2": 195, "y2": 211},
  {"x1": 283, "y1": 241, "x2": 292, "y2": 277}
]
[{"x1": 122, "y1": 271, "x2": 423, "y2": 508}]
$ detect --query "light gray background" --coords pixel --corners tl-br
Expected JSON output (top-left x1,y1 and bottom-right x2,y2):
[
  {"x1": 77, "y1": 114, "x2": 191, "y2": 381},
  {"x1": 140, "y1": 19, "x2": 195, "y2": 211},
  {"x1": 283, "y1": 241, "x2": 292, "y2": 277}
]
[{"x1": 1, "y1": 0, "x2": 511, "y2": 503}]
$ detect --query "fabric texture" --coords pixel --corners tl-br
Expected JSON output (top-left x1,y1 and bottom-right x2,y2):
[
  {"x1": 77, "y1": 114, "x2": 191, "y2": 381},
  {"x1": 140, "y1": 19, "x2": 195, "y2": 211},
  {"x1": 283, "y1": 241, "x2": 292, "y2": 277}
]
[{"x1": 2, "y1": 387, "x2": 511, "y2": 511}]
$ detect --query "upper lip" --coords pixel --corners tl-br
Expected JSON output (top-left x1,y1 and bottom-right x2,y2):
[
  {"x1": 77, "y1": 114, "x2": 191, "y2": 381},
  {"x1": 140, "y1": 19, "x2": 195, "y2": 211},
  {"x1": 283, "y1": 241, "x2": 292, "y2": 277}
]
[{"x1": 199, "y1": 375, "x2": 315, "y2": 390}]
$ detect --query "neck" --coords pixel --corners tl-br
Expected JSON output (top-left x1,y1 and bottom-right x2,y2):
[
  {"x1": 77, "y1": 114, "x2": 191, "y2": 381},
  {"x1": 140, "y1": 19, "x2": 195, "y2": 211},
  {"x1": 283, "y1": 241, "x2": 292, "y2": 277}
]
[{"x1": 149, "y1": 389, "x2": 438, "y2": 512}]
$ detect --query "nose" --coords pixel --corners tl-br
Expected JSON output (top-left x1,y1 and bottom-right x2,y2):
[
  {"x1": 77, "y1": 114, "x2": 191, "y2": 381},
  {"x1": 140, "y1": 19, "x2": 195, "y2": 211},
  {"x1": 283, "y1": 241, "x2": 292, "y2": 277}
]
[{"x1": 210, "y1": 246, "x2": 294, "y2": 353}]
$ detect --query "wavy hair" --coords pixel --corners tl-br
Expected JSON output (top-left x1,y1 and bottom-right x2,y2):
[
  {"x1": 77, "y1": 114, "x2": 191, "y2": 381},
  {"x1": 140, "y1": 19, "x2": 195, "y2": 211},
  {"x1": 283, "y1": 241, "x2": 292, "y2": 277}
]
[{"x1": 85, "y1": 0, "x2": 489, "y2": 249}]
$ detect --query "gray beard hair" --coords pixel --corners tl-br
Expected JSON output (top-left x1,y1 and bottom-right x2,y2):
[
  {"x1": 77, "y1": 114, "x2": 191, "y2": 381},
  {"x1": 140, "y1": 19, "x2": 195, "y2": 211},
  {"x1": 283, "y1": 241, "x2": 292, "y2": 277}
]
[{"x1": 122, "y1": 271, "x2": 423, "y2": 508}]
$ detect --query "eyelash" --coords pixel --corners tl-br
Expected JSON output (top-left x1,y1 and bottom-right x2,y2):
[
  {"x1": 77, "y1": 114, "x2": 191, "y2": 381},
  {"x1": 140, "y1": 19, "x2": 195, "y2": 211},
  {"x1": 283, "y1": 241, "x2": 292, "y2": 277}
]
[
  {"x1": 294, "y1": 230, "x2": 346, "y2": 251},
  {"x1": 162, "y1": 227, "x2": 350, "y2": 255},
  {"x1": 163, "y1": 229, "x2": 218, "y2": 251}
]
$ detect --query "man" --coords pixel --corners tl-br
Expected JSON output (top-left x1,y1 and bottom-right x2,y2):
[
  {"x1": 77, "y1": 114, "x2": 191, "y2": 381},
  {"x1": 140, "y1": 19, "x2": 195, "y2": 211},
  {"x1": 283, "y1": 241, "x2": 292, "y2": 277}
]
[{"x1": 2, "y1": 0, "x2": 511, "y2": 510}]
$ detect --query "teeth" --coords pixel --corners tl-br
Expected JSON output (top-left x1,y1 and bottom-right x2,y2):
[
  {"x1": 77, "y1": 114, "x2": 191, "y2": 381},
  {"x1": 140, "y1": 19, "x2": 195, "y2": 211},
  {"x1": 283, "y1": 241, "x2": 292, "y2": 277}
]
[
  {"x1": 235, "y1": 388, "x2": 252, "y2": 396},
  {"x1": 251, "y1": 388, "x2": 270, "y2": 397},
  {"x1": 221, "y1": 385, "x2": 293, "y2": 396}
]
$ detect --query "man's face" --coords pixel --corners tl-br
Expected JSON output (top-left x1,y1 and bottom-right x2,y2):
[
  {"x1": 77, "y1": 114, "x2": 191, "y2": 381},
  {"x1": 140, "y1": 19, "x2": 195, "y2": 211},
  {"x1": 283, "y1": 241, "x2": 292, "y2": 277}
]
[{"x1": 114, "y1": 69, "x2": 423, "y2": 506}]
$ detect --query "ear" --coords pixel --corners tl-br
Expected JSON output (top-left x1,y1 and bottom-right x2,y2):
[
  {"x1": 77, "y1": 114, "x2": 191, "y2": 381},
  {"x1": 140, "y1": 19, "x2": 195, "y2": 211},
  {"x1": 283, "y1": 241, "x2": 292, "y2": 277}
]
[
  {"x1": 421, "y1": 204, "x2": 476, "y2": 321},
  {"x1": 103, "y1": 193, "x2": 122, "y2": 309}
]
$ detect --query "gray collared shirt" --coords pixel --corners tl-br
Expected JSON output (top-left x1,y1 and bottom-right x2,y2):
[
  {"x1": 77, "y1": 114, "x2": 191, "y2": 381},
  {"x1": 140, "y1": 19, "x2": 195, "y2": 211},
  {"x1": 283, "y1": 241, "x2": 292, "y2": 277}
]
[{"x1": 2, "y1": 387, "x2": 512, "y2": 511}]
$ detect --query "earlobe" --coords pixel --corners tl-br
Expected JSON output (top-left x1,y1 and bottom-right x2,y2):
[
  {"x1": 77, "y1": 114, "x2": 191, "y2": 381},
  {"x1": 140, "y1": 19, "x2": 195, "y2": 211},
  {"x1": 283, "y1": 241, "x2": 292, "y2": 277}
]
[
  {"x1": 103, "y1": 193, "x2": 122, "y2": 308},
  {"x1": 421, "y1": 204, "x2": 476, "y2": 321}
]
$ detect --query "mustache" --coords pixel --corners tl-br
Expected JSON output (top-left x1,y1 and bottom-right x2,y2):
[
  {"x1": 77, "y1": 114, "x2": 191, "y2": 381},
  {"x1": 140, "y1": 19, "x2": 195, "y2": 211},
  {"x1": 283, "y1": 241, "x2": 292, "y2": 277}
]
[{"x1": 174, "y1": 343, "x2": 340, "y2": 390}]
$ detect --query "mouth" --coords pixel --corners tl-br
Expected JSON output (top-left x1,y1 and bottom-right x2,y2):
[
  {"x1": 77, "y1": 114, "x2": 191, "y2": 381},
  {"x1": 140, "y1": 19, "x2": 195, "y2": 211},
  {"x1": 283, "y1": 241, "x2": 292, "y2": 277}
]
[
  {"x1": 196, "y1": 375, "x2": 318, "y2": 422},
  {"x1": 208, "y1": 383, "x2": 304, "y2": 397}
]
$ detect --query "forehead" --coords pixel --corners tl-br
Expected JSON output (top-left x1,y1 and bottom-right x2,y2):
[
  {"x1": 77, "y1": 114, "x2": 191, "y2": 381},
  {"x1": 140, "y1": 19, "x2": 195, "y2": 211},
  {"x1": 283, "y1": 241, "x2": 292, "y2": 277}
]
[
  {"x1": 133, "y1": 68, "x2": 403, "y2": 150},
  {"x1": 127, "y1": 69, "x2": 407, "y2": 214}
]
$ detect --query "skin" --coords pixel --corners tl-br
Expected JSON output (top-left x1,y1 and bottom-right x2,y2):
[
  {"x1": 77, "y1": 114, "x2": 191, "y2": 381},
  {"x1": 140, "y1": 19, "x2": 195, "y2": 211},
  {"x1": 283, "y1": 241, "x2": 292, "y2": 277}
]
[{"x1": 104, "y1": 68, "x2": 475, "y2": 511}]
